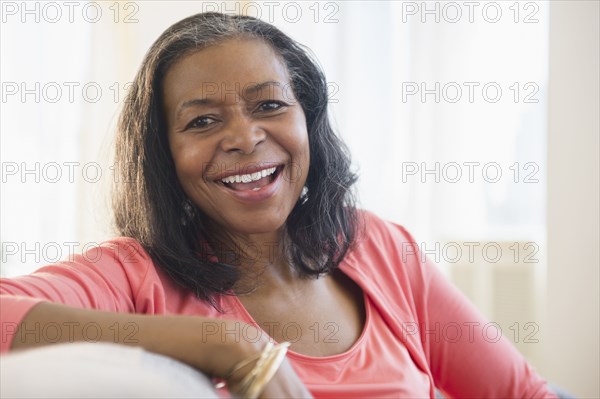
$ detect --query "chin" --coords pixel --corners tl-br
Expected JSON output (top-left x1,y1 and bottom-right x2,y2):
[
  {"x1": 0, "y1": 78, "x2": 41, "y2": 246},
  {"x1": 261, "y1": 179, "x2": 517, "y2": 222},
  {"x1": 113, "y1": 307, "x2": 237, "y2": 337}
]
[{"x1": 221, "y1": 215, "x2": 287, "y2": 238}]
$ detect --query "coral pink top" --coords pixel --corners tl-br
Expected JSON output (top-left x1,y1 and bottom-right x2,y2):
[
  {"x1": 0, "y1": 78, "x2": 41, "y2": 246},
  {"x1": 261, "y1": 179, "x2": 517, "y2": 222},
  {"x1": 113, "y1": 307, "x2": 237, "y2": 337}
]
[{"x1": 0, "y1": 211, "x2": 556, "y2": 398}]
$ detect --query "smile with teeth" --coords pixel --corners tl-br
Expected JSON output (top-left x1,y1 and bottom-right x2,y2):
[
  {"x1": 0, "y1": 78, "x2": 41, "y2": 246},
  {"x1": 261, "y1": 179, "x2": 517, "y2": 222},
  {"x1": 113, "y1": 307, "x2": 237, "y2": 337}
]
[{"x1": 219, "y1": 166, "x2": 278, "y2": 191}]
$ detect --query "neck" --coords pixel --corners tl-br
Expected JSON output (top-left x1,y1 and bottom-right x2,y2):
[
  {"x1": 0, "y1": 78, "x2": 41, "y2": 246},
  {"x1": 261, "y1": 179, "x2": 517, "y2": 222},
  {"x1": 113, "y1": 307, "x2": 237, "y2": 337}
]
[{"x1": 204, "y1": 227, "x2": 300, "y2": 293}]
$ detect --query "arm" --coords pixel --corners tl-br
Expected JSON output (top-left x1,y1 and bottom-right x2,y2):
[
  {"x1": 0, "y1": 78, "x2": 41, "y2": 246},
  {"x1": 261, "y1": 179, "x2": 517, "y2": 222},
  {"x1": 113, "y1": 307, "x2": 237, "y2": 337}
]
[
  {"x1": 1, "y1": 238, "x2": 246, "y2": 375},
  {"x1": 8, "y1": 301, "x2": 311, "y2": 398},
  {"x1": 9, "y1": 301, "x2": 256, "y2": 378},
  {"x1": 421, "y1": 261, "x2": 555, "y2": 398},
  {"x1": 1, "y1": 239, "x2": 312, "y2": 398},
  {"x1": 398, "y1": 233, "x2": 557, "y2": 398}
]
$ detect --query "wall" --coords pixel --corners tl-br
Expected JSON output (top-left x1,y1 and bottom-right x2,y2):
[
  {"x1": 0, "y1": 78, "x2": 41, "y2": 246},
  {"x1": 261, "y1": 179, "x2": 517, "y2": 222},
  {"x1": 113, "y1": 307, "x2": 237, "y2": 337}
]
[{"x1": 546, "y1": 2, "x2": 600, "y2": 397}]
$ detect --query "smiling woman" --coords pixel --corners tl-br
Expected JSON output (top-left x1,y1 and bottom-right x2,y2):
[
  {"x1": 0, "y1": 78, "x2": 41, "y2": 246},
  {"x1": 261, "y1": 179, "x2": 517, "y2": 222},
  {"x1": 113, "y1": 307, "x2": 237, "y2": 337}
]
[
  {"x1": 112, "y1": 14, "x2": 358, "y2": 308},
  {"x1": 1, "y1": 12, "x2": 558, "y2": 399},
  {"x1": 164, "y1": 39, "x2": 310, "y2": 237}
]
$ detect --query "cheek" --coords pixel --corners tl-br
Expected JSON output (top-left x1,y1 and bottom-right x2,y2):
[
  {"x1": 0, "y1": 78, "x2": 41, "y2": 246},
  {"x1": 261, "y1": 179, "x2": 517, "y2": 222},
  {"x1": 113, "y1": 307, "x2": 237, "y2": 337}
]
[
  {"x1": 169, "y1": 139, "x2": 209, "y2": 185},
  {"x1": 282, "y1": 132, "x2": 310, "y2": 186},
  {"x1": 290, "y1": 125, "x2": 310, "y2": 170},
  {"x1": 281, "y1": 112, "x2": 310, "y2": 156}
]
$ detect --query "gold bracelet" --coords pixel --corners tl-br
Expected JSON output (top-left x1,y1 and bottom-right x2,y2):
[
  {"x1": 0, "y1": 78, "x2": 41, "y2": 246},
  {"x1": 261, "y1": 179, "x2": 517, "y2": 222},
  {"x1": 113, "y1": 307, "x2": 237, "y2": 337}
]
[
  {"x1": 237, "y1": 341, "x2": 276, "y2": 394},
  {"x1": 214, "y1": 341, "x2": 274, "y2": 389},
  {"x1": 243, "y1": 342, "x2": 291, "y2": 399},
  {"x1": 217, "y1": 341, "x2": 291, "y2": 399}
]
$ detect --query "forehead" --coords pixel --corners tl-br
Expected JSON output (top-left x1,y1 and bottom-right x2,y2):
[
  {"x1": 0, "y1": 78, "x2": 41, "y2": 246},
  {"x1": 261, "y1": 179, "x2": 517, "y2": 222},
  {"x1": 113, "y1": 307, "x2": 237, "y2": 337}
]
[{"x1": 162, "y1": 38, "x2": 291, "y2": 104}]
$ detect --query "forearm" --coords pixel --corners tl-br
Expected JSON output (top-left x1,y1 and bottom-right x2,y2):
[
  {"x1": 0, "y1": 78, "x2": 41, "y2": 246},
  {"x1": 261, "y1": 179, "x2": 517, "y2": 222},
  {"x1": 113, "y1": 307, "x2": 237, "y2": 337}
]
[{"x1": 9, "y1": 302, "x2": 261, "y2": 378}]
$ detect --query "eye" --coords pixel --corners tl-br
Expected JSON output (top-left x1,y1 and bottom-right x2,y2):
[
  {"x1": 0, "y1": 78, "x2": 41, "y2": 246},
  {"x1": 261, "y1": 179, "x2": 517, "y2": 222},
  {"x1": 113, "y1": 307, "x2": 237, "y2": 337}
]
[
  {"x1": 256, "y1": 100, "x2": 288, "y2": 113},
  {"x1": 185, "y1": 115, "x2": 218, "y2": 130}
]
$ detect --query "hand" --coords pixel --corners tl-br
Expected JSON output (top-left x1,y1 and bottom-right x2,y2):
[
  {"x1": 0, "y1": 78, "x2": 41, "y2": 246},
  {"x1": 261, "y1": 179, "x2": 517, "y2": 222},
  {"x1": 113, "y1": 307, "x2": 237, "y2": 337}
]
[
  {"x1": 221, "y1": 324, "x2": 313, "y2": 399},
  {"x1": 226, "y1": 356, "x2": 313, "y2": 399},
  {"x1": 255, "y1": 358, "x2": 314, "y2": 399}
]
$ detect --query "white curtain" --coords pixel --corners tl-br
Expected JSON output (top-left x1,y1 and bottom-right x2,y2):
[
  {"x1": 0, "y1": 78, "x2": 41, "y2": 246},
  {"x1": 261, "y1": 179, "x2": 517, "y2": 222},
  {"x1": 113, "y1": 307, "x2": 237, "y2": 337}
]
[{"x1": 1, "y1": 0, "x2": 548, "y2": 270}]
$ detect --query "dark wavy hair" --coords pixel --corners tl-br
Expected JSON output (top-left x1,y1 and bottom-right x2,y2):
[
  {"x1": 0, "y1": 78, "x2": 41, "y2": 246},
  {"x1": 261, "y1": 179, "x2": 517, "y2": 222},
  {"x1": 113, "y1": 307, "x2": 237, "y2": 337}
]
[{"x1": 112, "y1": 12, "x2": 358, "y2": 308}]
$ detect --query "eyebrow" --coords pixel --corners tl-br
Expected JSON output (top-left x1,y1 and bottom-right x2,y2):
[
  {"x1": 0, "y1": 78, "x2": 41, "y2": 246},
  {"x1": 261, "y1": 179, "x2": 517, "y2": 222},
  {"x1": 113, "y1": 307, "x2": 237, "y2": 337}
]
[
  {"x1": 175, "y1": 81, "x2": 283, "y2": 120},
  {"x1": 244, "y1": 80, "x2": 282, "y2": 95}
]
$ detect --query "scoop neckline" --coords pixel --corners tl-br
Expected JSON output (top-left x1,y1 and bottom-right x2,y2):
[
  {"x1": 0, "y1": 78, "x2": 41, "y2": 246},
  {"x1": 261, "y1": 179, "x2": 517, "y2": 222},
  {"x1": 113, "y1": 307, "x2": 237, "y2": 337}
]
[{"x1": 227, "y1": 269, "x2": 371, "y2": 362}]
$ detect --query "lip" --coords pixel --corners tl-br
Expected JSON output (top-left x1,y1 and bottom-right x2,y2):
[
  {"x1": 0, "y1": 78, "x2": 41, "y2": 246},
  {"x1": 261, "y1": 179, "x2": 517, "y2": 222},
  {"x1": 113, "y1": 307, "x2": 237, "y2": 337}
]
[
  {"x1": 216, "y1": 165, "x2": 284, "y2": 202},
  {"x1": 211, "y1": 162, "x2": 283, "y2": 182}
]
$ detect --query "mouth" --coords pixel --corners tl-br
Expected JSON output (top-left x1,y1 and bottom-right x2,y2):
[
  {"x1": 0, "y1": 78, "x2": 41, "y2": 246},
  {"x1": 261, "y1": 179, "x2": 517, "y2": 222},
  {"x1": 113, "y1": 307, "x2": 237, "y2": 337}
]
[{"x1": 216, "y1": 165, "x2": 284, "y2": 192}]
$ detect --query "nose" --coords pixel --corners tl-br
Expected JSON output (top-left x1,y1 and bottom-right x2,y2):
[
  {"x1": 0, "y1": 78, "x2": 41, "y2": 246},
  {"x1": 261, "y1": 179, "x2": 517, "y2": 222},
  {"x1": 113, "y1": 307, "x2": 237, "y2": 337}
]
[{"x1": 219, "y1": 113, "x2": 266, "y2": 154}]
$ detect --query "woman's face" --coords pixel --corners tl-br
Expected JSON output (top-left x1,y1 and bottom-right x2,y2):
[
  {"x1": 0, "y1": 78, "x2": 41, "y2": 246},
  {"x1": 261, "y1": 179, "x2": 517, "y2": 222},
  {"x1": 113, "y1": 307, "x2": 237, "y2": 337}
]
[{"x1": 163, "y1": 38, "x2": 310, "y2": 238}]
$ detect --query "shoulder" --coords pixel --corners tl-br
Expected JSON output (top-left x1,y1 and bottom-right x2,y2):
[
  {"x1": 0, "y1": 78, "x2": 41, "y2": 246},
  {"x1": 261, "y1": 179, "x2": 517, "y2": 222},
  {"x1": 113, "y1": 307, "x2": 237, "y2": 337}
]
[
  {"x1": 356, "y1": 209, "x2": 413, "y2": 237},
  {"x1": 81, "y1": 237, "x2": 161, "y2": 285},
  {"x1": 90, "y1": 236, "x2": 152, "y2": 266},
  {"x1": 345, "y1": 209, "x2": 432, "y2": 289},
  {"x1": 36, "y1": 236, "x2": 158, "y2": 291},
  {"x1": 341, "y1": 209, "x2": 441, "y2": 329},
  {"x1": 351, "y1": 209, "x2": 422, "y2": 261}
]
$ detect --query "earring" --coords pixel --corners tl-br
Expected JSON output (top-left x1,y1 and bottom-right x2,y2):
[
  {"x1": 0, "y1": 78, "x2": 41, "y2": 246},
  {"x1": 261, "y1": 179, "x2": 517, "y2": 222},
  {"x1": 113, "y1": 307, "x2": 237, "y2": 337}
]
[
  {"x1": 299, "y1": 186, "x2": 308, "y2": 204},
  {"x1": 181, "y1": 199, "x2": 195, "y2": 225}
]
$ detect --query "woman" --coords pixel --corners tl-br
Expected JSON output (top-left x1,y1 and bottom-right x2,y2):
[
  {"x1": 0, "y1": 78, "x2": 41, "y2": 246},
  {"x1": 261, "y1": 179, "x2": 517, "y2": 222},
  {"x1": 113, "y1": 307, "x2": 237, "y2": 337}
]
[{"x1": 1, "y1": 12, "x2": 556, "y2": 399}]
